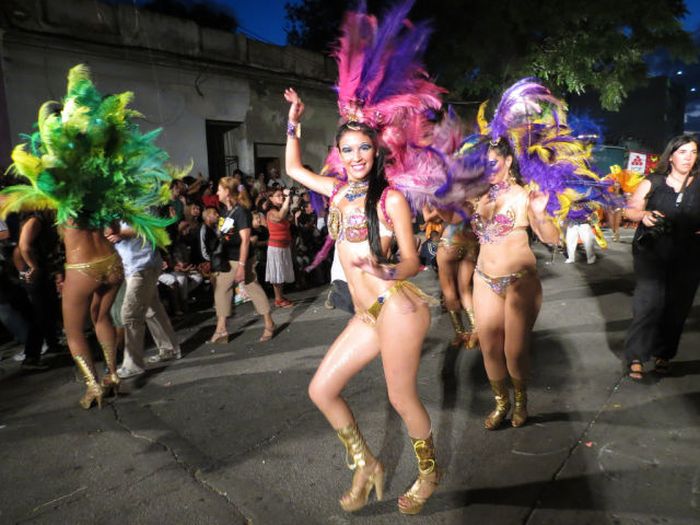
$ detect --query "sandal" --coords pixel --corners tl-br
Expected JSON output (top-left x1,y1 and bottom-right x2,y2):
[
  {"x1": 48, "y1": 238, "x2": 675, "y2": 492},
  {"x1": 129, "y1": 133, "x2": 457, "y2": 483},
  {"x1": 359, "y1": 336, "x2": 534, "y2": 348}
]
[
  {"x1": 275, "y1": 298, "x2": 294, "y2": 308},
  {"x1": 259, "y1": 324, "x2": 277, "y2": 342},
  {"x1": 653, "y1": 357, "x2": 670, "y2": 375},
  {"x1": 209, "y1": 331, "x2": 229, "y2": 344},
  {"x1": 628, "y1": 360, "x2": 644, "y2": 380}
]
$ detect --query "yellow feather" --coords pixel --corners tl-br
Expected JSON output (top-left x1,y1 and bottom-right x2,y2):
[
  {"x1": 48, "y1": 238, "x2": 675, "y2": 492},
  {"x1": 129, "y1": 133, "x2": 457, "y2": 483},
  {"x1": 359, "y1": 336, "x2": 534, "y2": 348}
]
[
  {"x1": 10, "y1": 146, "x2": 43, "y2": 181},
  {"x1": 477, "y1": 101, "x2": 490, "y2": 135}
]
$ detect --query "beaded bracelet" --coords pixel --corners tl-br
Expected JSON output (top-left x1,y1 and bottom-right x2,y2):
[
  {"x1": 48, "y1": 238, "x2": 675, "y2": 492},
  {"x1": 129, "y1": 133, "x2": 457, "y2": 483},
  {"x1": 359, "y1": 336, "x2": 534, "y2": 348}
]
[{"x1": 286, "y1": 121, "x2": 301, "y2": 138}]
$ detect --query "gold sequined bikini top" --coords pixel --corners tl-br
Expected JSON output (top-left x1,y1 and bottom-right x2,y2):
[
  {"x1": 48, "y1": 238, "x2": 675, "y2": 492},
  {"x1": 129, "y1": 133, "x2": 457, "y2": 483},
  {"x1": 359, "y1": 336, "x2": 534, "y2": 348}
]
[{"x1": 327, "y1": 184, "x2": 394, "y2": 243}]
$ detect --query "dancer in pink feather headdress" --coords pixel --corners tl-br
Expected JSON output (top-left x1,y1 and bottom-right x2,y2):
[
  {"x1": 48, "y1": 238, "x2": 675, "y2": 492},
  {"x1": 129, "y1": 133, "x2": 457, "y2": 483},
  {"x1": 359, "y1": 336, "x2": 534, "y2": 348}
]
[{"x1": 283, "y1": 1, "x2": 442, "y2": 515}]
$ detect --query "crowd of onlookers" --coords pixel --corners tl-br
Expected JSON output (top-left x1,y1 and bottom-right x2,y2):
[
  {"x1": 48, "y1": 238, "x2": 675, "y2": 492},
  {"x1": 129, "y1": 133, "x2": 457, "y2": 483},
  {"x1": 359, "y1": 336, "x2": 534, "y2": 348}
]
[
  {"x1": 0, "y1": 167, "x2": 332, "y2": 369},
  {"x1": 0, "y1": 166, "x2": 632, "y2": 370}
]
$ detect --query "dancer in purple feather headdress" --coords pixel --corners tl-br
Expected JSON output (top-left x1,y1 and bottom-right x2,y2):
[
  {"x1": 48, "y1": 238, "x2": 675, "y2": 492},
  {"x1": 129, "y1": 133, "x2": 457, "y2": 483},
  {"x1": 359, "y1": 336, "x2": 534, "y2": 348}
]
[
  {"x1": 471, "y1": 136, "x2": 560, "y2": 430},
  {"x1": 452, "y1": 79, "x2": 617, "y2": 430},
  {"x1": 282, "y1": 1, "x2": 442, "y2": 515}
]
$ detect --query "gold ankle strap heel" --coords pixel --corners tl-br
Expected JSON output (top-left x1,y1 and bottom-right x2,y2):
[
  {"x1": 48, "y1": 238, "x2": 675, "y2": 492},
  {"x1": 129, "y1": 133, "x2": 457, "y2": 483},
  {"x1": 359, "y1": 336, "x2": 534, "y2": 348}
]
[
  {"x1": 74, "y1": 355, "x2": 104, "y2": 410},
  {"x1": 485, "y1": 379, "x2": 511, "y2": 430},
  {"x1": 464, "y1": 308, "x2": 479, "y2": 349},
  {"x1": 99, "y1": 343, "x2": 120, "y2": 397},
  {"x1": 398, "y1": 433, "x2": 439, "y2": 515},
  {"x1": 511, "y1": 377, "x2": 528, "y2": 428},
  {"x1": 448, "y1": 310, "x2": 468, "y2": 348},
  {"x1": 336, "y1": 422, "x2": 384, "y2": 512}
]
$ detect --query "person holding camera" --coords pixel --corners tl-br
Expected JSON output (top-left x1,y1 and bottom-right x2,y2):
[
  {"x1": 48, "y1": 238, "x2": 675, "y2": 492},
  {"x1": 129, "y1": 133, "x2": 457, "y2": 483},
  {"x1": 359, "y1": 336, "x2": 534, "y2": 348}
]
[
  {"x1": 265, "y1": 187, "x2": 295, "y2": 308},
  {"x1": 624, "y1": 134, "x2": 700, "y2": 379},
  {"x1": 208, "y1": 177, "x2": 276, "y2": 343}
]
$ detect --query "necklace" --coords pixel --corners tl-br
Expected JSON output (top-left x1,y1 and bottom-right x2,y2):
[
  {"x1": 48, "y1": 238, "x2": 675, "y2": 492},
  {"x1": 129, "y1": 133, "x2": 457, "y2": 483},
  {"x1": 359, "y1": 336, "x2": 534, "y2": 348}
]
[
  {"x1": 344, "y1": 180, "x2": 369, "y2": 202},
  {"x1": 487, "y1": 180, "x2": 509, "y2": 203}
]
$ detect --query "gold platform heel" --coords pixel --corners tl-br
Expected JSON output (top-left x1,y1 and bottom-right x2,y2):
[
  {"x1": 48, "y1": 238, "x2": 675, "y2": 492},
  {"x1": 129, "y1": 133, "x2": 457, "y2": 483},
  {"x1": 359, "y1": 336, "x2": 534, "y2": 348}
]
[
  {"x1": 336, "y1": 422, "x2": 385, "y2": 512},
  {"x1": 74, "y1": 355, "x2": 104, "y2": 410},
  {"x1": 448, "y1": 310, "x2": 468, "y2": 347},
  {"x1": 464, "y1": 307, "x2": 479, "y2": 349},
  {"x1": 100, "y1": 343, "x2": 120, "y2": 397},
  {"x1": 511, "y1": 377, "x2": 528, "y2": 428},
  {"x1": 398, "y1": 433, "x2": 439, "y2": 515},
  {"x1": 484, "y1": 379, "x2": 511, "y2": 430}
]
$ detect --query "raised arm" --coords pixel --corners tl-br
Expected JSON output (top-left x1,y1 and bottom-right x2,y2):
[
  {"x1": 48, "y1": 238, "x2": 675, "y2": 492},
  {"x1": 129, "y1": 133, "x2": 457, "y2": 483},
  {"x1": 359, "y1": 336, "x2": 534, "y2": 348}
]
[
  {"x1": 528, "y1": 190, "x2": 561, "y2": 245},
  {"x1": 284, "y1": 88, "x2": 336, "y2": 197}
]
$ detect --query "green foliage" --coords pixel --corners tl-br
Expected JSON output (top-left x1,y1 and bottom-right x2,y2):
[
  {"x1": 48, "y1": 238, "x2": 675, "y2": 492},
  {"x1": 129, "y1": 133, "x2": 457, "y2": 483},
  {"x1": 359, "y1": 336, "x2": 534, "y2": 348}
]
[{"x1": 286, "y1": 0, "x2": 697, "y2": 111}]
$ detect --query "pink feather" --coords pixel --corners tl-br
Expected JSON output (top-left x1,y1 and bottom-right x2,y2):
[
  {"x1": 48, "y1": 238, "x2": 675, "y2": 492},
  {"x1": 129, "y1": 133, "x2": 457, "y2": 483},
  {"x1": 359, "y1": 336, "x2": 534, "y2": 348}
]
[{"x1": 305, "y1": 234, "x2": 335, "y2": 272}]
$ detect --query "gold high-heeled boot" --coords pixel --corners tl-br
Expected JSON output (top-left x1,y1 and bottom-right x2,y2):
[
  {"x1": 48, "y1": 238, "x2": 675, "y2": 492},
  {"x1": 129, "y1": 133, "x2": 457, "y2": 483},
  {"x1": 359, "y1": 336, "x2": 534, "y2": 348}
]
[
  {"x1": 398, "y1": 433, "x2": 439, "y2": 515},
  {"x1": 448, "y1": 310, "x2": 467, "y2": 347},
  {"x1": 74, "y1": 355, "x2": 104, "y2": 409},
  {"x1": 511, "y1": 376, "x2": 528, "y2": 427},
  {"x1": 484, "y1": 379, "x2": 511, "y2": 430},
  {"x1": 464, "y1": 308, "x2": 479, "y2": 349},
  {"x1": 336, "y1": 422, "x2": 385, "y2": 512},
  {"x1": 100, "y1": 343, "x2": 120, "y2": 397}
]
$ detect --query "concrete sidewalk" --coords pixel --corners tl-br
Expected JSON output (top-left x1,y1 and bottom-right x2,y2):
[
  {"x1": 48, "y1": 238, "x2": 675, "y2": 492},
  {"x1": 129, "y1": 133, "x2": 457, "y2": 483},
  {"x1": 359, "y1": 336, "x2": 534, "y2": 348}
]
[{"x1": 1, "y1": 231, "x2": 699, "y2": 524}]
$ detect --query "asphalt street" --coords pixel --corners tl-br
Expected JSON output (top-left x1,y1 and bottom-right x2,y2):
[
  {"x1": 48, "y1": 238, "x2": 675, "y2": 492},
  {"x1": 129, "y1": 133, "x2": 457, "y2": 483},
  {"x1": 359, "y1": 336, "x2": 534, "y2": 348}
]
[{"x1": 1, "y1": 228, "x2": 699, "y2": 525}]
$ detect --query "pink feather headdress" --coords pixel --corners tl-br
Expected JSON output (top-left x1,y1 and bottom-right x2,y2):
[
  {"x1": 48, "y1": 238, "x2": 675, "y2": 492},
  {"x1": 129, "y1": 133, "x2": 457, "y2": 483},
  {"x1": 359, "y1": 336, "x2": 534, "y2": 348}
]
[{"x1": 323, "y1": 0, "x2": 445, "y2": 192}]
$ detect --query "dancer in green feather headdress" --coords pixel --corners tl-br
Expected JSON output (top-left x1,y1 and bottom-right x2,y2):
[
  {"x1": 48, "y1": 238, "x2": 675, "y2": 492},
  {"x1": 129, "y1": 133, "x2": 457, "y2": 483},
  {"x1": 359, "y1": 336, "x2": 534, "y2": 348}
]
[{"x1": 0, "y1": 64, "x2": 180, "y2": 409}]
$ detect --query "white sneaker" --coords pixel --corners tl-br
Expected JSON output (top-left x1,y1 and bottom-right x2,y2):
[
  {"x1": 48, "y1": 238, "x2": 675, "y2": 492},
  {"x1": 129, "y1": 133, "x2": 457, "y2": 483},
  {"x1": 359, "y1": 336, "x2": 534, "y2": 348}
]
[
  {"x1": 117, "y1": 365, "x2": 145, "y2": 379},
  {"x1": 146, "y1": 349, "x2": 182, "y2": 364},
  {"x1": 13, "y1": 343, "x2": 48, "y2": 361},
  {"x1": 564, "y1": 258, "x2": 575, "y2": 264},
  {"x1": 587, "y1": 256, "x2": 597, "y2": 264}
]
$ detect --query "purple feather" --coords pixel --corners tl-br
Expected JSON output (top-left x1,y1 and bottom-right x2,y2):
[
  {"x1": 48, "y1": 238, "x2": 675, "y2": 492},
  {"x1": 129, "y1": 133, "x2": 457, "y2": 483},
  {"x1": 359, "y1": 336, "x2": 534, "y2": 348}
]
[
  {"x1": 309, "y1": 190, "x2": 326, "y2": 216},
  {"x1": 358, "y1": 0, "x2": 415, "y2": 103}
]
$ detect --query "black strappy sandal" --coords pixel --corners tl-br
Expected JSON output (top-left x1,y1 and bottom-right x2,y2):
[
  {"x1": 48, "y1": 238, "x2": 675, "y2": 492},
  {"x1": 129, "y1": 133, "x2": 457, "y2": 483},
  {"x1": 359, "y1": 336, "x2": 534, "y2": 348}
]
[{"x1": 653, "y1": 357, "x2": 670, "y2": 375}]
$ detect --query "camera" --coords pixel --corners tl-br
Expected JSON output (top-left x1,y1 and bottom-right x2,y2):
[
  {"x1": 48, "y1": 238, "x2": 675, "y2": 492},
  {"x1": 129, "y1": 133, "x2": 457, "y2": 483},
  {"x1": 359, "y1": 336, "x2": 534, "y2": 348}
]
[{"x1": 636, "y1": 212, "x2": 672, "y2": 247}]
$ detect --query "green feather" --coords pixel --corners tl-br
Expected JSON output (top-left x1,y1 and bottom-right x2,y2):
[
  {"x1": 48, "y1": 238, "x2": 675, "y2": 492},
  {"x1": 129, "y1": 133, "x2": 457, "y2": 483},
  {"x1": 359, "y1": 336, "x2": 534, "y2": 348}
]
[{"x1": 0, "y1": 64, "x2": 188, "y2": 247}]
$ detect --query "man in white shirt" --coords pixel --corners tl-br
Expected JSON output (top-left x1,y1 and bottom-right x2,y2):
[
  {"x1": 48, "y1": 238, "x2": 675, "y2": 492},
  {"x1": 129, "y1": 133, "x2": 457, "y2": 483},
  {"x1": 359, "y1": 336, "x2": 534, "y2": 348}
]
[{"x1": 106, "y1": 222, "x2": 181, "y2": 379}]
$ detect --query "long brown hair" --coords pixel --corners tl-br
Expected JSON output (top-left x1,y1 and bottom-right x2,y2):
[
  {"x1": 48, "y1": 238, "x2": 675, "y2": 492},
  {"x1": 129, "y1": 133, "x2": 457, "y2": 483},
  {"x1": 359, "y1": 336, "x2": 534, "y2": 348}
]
[{"x1": 218, "y1": 176, "x2": 252, "y2": 209}]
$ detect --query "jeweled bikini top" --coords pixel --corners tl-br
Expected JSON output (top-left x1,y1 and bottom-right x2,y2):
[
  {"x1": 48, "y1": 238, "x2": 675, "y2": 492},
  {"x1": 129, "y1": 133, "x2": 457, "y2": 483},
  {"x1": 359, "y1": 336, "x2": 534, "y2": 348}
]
[
  {"x1": 471, "y1": 186, "x2": 528, "y2": 244},
  {"x1": 327, "y1": 183, "x2": 393, "y2": 243}
]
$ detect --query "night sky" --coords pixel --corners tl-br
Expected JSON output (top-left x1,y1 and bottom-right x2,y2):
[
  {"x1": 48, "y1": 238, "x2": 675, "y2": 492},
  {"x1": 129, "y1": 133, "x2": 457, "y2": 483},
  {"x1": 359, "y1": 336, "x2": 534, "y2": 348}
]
[
  {"x1": 229, "y1": 0, "x2": 700, "y2": 46},
  {"x1": 231, "y1": 0, "x2": 289, "y2": 45},
  {"x1": 110, "y1": 1, "x2": 700, "y2": 47}
]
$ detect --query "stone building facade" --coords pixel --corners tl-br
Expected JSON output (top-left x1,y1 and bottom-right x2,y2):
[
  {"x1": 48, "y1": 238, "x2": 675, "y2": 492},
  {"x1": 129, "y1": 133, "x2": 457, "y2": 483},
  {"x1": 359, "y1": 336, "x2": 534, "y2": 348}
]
[{"x1": 0, "y1": 0, "x2": 340, "y2": 184}]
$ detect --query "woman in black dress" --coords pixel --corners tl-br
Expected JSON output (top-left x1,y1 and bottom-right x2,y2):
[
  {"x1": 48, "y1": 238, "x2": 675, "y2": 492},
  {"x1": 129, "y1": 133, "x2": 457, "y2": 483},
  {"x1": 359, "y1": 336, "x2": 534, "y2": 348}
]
[{"x1": 624, "y1": 134, "x2": 700, "y2": 378}]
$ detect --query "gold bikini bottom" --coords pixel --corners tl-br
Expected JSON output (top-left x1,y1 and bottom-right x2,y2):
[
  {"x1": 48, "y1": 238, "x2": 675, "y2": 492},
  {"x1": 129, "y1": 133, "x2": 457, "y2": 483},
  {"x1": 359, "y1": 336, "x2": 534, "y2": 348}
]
[
  {"x1": 65, "y1": 252, "x2": 124, "y2": 285},
  {"x1": 359, "y1": 280, "x2": 437, "y2": 326},
  {"x1": 439, "y1": 237, "x2": 479, "y2": 262}
]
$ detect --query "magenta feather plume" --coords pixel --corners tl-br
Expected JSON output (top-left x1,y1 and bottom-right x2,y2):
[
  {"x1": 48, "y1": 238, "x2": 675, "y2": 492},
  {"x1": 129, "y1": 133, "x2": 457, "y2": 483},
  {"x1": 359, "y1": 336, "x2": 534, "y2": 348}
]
[
  {"x1": 324, "y1": 0, "x2": 446, "y2": 207},
  {"x1": 331, "y1": 0, "x2": 443, "y2": 143},
  {"x1": 389, "y1": 109, "x2": 490, "y2": 211},
  {"x1": 334, "y1": 9, "x2": 376, "y2": 114},
  {"x1": 305, "y1": 235, "x2": 335, "y2": 272}
]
